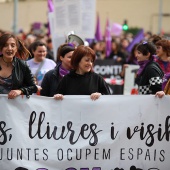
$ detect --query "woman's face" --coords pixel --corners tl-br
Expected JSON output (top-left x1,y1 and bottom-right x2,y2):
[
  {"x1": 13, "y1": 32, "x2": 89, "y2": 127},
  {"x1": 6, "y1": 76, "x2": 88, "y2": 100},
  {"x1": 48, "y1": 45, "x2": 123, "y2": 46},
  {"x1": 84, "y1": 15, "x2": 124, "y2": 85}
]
[
  {"x1": 135, "y1": 50, "x2": 149, "y2": 62},
  {"x1": 33, "y1": 45, "x2": 47, "y2": 62},
  {"x1": 2, "y1": 37, "x2": 17, "y2": 61},
  {"x1": 121, "y1": 39, "x2": 129, "y2": 49},
  {"x1": 111, "y1": 42, "x2": 117, "y2": 51},
  {"x1": 60, "y1": 51, "x2": 74, "y2": 70},
  {"x1": 77, "y1": 55, "x2": 93, "y2": 74},
  {"x1": 156, "y1": 45, "x2": 165, "y2": 58}
]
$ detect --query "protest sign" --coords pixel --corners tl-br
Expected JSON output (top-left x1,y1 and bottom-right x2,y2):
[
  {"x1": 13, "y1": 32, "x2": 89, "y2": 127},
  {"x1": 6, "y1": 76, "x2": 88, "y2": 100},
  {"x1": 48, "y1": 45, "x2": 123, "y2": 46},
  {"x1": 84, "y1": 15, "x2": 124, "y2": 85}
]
[{"x1": 0, "y1": 95, "x2": 170, "y2": 170}]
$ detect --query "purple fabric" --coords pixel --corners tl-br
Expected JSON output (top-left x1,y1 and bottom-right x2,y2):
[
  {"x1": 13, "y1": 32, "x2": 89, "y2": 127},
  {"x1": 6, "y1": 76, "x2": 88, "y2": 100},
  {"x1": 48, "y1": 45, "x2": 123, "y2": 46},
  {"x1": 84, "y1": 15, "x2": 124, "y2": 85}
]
[
  {"x1": 48, "y1": 0, "x2": 54, "y2": 12},
  {"x1": 95, "y1": 13, "x2": 103, "y2": 41},
  {"x1": 162, "y1": 72, "x2": 170, "y2": 90},
  {"x1": 47, "y1": 22, "x2": 51, "y2": 36},
  {"x1": 137, "y1": 60, "x2": 150, "y2": 76},
  {"x1": 126, "y1": 29, "x2": 144, "y2": 53},
  {"x1": 85, "y1": 38, "x2": 94, "y2": 46},
  {"x1": 33, "y1": 22, "x2": 41, "y2": 29},
  {"x1": 59, "y1": 65, "x2": 70, "y2": 78},
  {"x1": 105, "y1": 18, "x2": 112, "y2": 57}
]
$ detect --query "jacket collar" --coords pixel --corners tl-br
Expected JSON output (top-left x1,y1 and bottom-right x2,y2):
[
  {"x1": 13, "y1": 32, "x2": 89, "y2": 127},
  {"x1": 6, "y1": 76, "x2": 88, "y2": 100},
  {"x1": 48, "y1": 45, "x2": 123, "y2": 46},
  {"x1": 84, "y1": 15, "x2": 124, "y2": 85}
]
[{"x1": 52, "y1": 62, "x2": 61, "y2": 77}]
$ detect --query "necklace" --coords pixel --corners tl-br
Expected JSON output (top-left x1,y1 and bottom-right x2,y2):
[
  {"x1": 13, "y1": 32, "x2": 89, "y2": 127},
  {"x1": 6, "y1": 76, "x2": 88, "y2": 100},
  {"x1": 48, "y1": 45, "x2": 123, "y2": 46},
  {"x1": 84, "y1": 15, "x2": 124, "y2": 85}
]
[{"x1": 2, "y1": 57, "x2": 13, "y2": 67}]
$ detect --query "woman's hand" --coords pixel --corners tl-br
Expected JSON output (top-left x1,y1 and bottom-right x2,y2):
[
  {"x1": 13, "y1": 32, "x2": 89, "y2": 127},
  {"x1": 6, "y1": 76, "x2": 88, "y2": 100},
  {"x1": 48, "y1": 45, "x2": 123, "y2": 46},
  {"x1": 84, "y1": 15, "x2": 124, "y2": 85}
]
[
  {"x1": 155, "y1": 91, "x2": 165, "y2": 98},
  {"x1": 120, "y1": 64, "x2": 129, "y2": 77},
  {"x1": 90, "y1": 92, "x2": 101, "y2": 101},
  {"x1": 8, "y1": 90, "x2": 22, "y2": 99},
  {"x1": 36, "y1": 85, "x2": 42, "y2": 91},
  {"x1": 53, "y1": 94, "x2": 64, "y2": 100}
]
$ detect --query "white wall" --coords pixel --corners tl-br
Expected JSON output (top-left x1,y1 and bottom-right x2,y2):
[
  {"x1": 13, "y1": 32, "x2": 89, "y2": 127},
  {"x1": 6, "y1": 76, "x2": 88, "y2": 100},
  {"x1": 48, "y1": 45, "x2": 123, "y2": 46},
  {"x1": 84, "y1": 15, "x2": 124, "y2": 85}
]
[
  {"x1": 97, "y1": 0, "x2": 170, "y2": 34},
  {"x1": 0, "y1": 0, "x2": 170, "y2": 34},
  {"x1": 0, "y1": 0, "x2": 48, "y2": 33}
]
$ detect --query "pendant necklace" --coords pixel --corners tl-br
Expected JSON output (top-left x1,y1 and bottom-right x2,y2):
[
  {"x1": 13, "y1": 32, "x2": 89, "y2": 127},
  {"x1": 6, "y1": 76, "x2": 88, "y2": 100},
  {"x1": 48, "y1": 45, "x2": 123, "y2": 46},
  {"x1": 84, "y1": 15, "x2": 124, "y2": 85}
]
[{"x1": 2, "y1": 57, "x2": 13, "y2": 67}]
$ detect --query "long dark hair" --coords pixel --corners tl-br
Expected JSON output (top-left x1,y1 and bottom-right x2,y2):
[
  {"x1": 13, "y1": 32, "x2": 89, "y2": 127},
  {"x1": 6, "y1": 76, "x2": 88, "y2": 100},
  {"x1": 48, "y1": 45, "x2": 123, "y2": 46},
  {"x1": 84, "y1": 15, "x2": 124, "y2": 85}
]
[{"x1": 0, "y1": 33, "x2": 30, "y2": 60}]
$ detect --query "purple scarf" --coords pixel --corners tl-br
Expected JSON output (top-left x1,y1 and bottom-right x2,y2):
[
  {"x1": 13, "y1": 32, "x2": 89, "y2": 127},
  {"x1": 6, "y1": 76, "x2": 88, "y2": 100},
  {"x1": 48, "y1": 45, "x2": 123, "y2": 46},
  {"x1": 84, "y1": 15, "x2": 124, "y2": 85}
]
[
  {"x1": 137, "y1": 60, "x2": 150, "y2": 76},
  {"x1": 162, "y1": 72, "x2": 170, "y2": 90},
  {"x1": 59, "y1": 65, "x2": 70, "y2": 77}
]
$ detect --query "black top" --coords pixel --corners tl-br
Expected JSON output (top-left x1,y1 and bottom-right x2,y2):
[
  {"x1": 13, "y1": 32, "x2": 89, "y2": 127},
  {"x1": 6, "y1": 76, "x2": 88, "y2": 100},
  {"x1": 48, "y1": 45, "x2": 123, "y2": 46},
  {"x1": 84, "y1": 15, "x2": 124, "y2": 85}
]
[
  {"x1": 40, "y1": 63, "x2": 62, "y2": 97},
  {"x1": 56, "y1": 71, "x2": 111, "y2": 95},
  {"x1": 0, "y1": 55, "x2": 37, "y2": 97},
  {"x1": 135, "y1": 61, "x2": 164, "y2": 94}
]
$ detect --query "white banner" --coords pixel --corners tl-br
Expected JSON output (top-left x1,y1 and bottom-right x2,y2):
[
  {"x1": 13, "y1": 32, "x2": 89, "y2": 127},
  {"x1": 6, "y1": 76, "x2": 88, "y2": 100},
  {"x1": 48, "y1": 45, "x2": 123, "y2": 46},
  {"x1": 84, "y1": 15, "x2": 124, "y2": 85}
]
[{"x1": 0, "y1": 94, "x2": 170, "y2": 170}]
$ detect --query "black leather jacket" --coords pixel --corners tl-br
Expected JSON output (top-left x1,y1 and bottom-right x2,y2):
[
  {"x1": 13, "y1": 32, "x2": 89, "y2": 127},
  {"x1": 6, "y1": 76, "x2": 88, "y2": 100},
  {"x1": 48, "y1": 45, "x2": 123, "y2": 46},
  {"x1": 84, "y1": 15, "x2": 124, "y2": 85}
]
[{"x1": 0, "y1": 55, "x2": 37, "y2": 97}]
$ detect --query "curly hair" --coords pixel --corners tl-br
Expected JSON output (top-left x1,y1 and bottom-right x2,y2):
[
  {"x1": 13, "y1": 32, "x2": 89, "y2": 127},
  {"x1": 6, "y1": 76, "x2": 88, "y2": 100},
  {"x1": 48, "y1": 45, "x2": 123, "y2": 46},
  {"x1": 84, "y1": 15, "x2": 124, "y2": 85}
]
[{"x1": 156, "y1": 39, "x2": 170, "y2": 56}]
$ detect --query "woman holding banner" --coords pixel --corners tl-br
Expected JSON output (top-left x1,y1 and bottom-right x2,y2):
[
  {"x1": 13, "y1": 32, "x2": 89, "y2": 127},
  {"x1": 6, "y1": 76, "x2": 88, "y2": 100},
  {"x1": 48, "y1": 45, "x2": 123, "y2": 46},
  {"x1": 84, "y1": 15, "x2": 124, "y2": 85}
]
[
  {"x1": 135, "y1": 41, "x2": 164, "y2": 95},
  {"x1": 155, "y1": 91, "x2": 165, "y2": 98},
  {"x1": 0, "y1": 33, "x2": 37, "y2": 99},
  {"x1": 40, "y1": 43, "x2": 75, "y2": 97},
  {"x1": 53, "y1": 45, "x2": 110, "y2": 100}
]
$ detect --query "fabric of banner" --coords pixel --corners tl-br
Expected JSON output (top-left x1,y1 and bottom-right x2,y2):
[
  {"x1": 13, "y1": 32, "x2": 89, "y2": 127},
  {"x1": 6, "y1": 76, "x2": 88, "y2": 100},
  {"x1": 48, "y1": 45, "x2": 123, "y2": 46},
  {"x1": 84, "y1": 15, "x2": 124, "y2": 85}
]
[{"x1": 0, "y1": 95, "x2": 170, "y2": 170}]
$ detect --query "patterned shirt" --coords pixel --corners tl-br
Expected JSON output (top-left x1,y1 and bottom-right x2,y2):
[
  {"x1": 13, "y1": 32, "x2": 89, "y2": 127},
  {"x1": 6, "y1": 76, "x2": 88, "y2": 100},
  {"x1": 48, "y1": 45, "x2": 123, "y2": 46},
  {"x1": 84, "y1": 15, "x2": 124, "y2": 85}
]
[
  {"x1": 0, "y1": 75, "x2": 12, "y2": 94},
  {"x1": 135, "y1": 62, "x2": 164, "y2": 95}
]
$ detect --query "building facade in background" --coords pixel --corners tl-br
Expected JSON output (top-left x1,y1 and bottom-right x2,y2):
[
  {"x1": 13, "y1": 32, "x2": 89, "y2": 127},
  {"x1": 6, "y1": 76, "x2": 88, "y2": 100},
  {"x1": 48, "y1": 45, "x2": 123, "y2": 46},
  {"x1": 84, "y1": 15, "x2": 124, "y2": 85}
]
[{"x1": 0, "y1": 0, "x2": 170, "y2": 35}]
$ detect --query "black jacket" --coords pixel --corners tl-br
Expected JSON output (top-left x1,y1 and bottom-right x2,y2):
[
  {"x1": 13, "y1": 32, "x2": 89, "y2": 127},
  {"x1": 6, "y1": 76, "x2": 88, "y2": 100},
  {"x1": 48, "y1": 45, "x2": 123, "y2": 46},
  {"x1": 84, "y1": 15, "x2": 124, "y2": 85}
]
[
  {"x1": 135, "y1": 61, "x2": 164, "y2": 94},
  {"x1": 0, "y1": 55, "x2": 37, "y2": 97},
  {"x1": 40, "y1": 63, "x2": 62, "y2": 97}
]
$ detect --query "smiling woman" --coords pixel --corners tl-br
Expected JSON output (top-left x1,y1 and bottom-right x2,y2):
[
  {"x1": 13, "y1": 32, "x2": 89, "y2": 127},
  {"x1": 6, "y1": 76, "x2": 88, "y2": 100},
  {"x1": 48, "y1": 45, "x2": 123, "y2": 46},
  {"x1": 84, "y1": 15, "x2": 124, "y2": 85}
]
[
  {"x1": 53, "y1": 45, "x2": 110, "y2": 101},
  {"x1": 40, "y1": 43, "x2": 75, "y2": 97},
  {"x1": 0, "y1": 33, "x2": 37, "y2": 99},
  {"x1": 135, "y1": 41, "x2": 164, "y2": 95},
  {"x1": 26, "y1": 40, "x2": 56, "y2": 94}
]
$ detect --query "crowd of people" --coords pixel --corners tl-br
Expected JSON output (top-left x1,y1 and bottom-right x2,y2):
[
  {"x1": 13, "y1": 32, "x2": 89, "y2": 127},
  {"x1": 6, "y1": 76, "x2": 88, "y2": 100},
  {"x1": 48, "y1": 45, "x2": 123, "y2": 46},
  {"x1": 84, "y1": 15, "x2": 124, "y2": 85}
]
[{"x1": 0, "y1": 27, "x2": 170, "y2": 99}]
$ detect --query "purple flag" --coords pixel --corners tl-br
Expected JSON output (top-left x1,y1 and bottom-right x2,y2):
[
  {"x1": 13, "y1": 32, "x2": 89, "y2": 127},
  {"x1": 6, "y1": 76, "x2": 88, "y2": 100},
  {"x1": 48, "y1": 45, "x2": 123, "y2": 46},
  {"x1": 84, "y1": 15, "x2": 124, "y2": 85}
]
[
  {"x1": 48, "y1": 0, "x2": 54, "y2": 13},
  {"x1": 126, "y1": 29, "x2": 144, "y2": 53},
  {"x1": 95, "y1": 13, "x2": 103, "y2": 41},
  {"x1": 105, "y1": 18, "x2": 112, "y2": 57},
  {"x1": 33, "y1": 22, "x2": 41, "y2": 29},
  {"x1": 85, "y1": 38, "x2": 94, "y2": 45}
]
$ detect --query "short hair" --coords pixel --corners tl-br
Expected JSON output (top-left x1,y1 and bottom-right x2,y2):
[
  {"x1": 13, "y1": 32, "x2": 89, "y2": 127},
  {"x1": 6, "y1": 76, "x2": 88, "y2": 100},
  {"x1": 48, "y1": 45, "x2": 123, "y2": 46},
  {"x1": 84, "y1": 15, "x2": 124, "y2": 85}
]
[
  {"x1": 56, "y1": 43, "x2": 75, "y2": 62},
  {"x1": 156, "y1": 39, "x2": 170, "y2": 56},
  {"x1": 71, "y1": 45, "x2": 95, "y2": 70},
  {"x1": 136, "y1": 41, "x2": 156, "y2": 59},
  {"x1": 30, "y1": 40, "x2": 47, "y2": 52}
]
